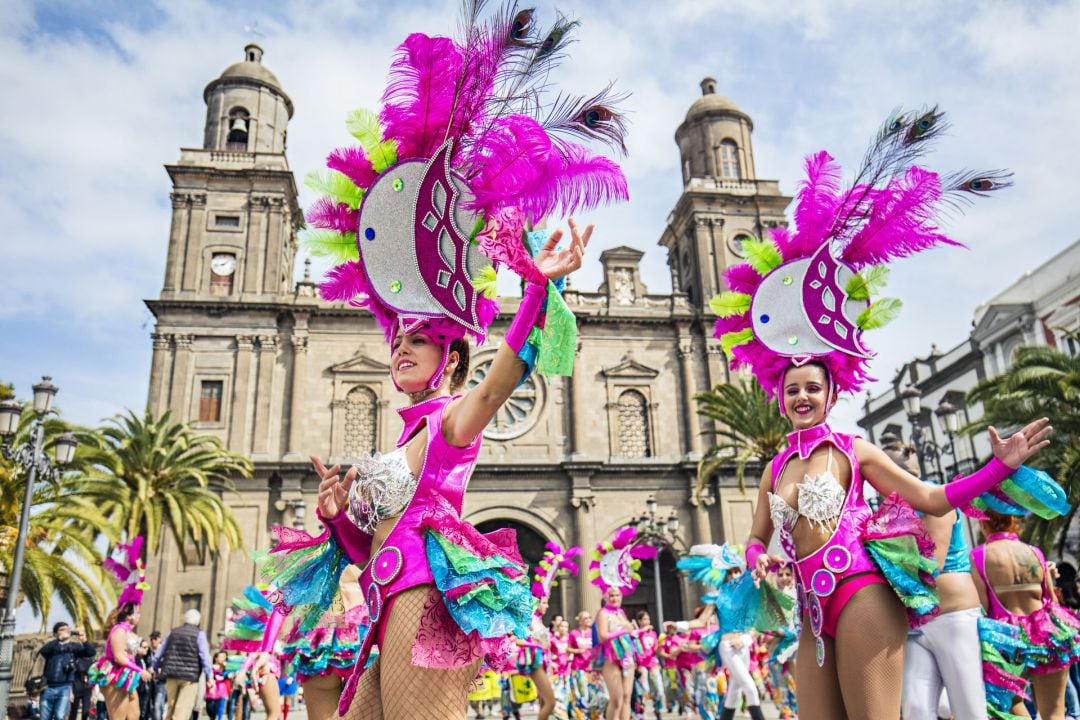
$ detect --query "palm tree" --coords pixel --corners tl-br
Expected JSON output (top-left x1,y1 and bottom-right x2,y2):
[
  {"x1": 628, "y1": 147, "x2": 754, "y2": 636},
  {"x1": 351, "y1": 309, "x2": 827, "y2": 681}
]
[
  {"x1": 0, "y1": 411, "x2": 120, "y2": 627},
  {"x1": 695, "y1": 379, "x2": 790, "y2": 491},
  {"x1": 76, "y1": 409, "x2": 252, "y2": 562},
  {"x1": 965, "y1": 342, "x2": 1080, "y2": 551}
]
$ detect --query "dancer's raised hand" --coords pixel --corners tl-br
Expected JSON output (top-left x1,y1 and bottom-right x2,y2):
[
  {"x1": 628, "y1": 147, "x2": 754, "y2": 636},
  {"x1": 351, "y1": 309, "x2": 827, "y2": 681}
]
[
  {"x1": 312, "y1": 455, "x2": 356, "y2": 520},
  {"x1": 989, "y1": 418, "x2": 1052, "y2": 469},
  {"x1": 536, "y1": 217, "x2": 592, "y2": 281}
]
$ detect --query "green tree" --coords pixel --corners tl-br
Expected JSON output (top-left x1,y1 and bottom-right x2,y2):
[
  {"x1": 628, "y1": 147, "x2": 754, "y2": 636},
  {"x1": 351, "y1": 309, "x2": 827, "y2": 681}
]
[
  {"x1": 76, "y1": 409, "x2": 252, "y2": 561},
  {"x1": 965, "y1": 342, "x2": 1080, "y2": 551},
  {"x1": 695, "y1": 379, "x2": 790, "y2": 491},
  {"x1": 0, "y1": 410, "x2": 120, "y2": 627}
]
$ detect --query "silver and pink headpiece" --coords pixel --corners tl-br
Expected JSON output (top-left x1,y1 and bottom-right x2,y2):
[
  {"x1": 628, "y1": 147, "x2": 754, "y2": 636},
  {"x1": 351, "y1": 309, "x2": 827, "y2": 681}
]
[
  {"x1": 308, "y1": 3, "x2": 629, "y2": 390},
  {"x1": 531, "y1": 541, "x2": 582, "y2": 600},
  {"x1": 103, "y1": 536, "x2": 149, "y2": 607},
  {"x1": 711, "y1": 109, "x2": 1010, "y2": 403}
]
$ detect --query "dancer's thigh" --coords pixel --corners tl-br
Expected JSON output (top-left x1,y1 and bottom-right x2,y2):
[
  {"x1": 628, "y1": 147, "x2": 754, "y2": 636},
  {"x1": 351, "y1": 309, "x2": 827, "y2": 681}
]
[
  {"x1": 794, "y1": 622, "x2": 844, "y2": 720},
  {"x1": 1032, "y1": 669, "x2": 1069, "y2": 720},
  {"x1": 834, "y1": 581, "x2": 907, "y2": 720},
  {"x1": 302, "y1": 673, "x2": 344, "y2": 720}
]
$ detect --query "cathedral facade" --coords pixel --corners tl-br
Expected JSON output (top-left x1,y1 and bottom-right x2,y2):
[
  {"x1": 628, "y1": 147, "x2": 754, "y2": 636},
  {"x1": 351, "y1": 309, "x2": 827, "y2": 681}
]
[{"x1": 141, "y1": 45, "x2": 792, "y2": 639}]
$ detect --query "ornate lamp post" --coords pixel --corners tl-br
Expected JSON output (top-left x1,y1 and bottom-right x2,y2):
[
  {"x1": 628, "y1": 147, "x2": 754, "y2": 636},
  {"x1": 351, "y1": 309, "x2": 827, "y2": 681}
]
[
  {"x1": 0, "y1": 377, "x2": 77, "y2": 720},
  {"x1": 935, "y1": 400, "x2": 961, "y2": 476},
  {"x1": 899, "y1": 384, "x2": 961, "y2": 481},
  {"x1": 629, "y1": 495, "x2": 683, "y2": 628}
]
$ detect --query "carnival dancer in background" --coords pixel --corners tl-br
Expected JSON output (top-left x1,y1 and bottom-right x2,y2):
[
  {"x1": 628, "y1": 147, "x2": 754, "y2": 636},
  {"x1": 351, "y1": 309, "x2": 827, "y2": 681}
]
[
  {"x1": 594, "y1": 588, "x2": 636, "y2": 720},
  {"x1": 568, "y1": 610, "x2": 601, "y2": 719},
  {"x1": 516, "y1": 596, "x2": 556, "y2": 720},
  {"x1": 205, "y1": 651, "x2": 230, "y2": 720},
  {"x1": 88, "y1": 537, "x2": 152, "y2": 720},
  {"x1": 632, "y1": 611, "x2": 663, "y2": 720},
  {"x1": 550, "y1": 618, "x2": 572, "y2": 720},
  {"x1": 709, "y1": 105, "x2": 1050, "y2": 718},
  {"x1": 656, "y1": 627, "x2": 687, "y2": 716},
  {"x1": 972, "y1": 505, "x2": 1080, "y2": 720},
  {"x1": 222, "y1": 586, "x2": 283, "y2": 720},
  {"x1": 763, "y1": 565, "x2": 798, "y2": 719}
]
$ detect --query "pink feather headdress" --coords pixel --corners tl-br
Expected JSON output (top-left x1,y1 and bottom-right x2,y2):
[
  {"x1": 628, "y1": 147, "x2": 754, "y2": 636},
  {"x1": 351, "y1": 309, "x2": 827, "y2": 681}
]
[
  {"x1": 531, "y1": 541, "x2": 582, "y2": 600},
  {"x1": 588, "y1": 527, "x2": 656, "y2": 594},
  {"x1": 711, "y1": 108, "x2": 1011, "y2": 401},
  {"x1": 103, "y1": 536, "x2": 149, "y2": 607},
  {"x1": 307, "y1": 3, "x2": 629, "y2": 390}
]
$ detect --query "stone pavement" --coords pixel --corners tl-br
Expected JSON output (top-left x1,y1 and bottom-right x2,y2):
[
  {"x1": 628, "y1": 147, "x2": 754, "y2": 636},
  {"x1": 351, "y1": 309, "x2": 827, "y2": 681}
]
[{"x1": 258, "y1": 700, "x2": 786, "y2": 719}]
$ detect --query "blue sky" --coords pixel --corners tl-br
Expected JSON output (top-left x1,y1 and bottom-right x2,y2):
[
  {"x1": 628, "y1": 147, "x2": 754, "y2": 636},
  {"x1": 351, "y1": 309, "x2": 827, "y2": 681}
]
[{"x1": 2, "y1": 0, "x2": 1078, "y2": 434}]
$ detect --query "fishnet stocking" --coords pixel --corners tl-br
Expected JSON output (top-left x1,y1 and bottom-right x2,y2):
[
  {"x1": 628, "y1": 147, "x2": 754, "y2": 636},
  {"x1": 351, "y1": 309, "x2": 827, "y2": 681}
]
[
  {"x1": 302, "y1": 672, "x2": 343, "y2": 720},
  {"x1": 103, "y1": 686, "x2": 139, "y2": 720},
  {"x1": 337, "y1": 585, "x2": 481, "y2": 720},
  {"x1": 833, "y1": 581, "x2": 907, "y2": 719}
]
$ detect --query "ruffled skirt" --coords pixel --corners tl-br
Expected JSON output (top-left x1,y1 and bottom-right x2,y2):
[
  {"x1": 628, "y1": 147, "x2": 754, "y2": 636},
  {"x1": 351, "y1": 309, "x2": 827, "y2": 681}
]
[
  {"x1": 861, "y1": 493, "x2": 940, "y2": 628},
  {"x1": 87, "y1": 658, "x2": 140, "y2": 693}
]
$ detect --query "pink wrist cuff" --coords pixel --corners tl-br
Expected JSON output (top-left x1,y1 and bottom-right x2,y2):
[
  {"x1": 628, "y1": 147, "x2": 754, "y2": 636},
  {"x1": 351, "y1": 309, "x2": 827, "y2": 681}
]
[
  {"x1": 123, "y1": 660, "x2": 143, "y2": 675},
  {"x1": 505, "y1": 282, "x2": 547, "y2": 352},
  {"x1": 944, "y1": 457, "x2": 1014, "y2": 509},
  {"x1": 745, "y1": 541, "x2": 766, "y2": 570},
  {"x1": 317, "y1": 507, "x2": 371, "y2": 565}
]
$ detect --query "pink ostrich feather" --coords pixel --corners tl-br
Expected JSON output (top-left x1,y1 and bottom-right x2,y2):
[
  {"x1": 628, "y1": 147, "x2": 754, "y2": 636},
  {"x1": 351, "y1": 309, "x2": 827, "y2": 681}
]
[
  {"x1": 722, "y1": 264, "x2": 764, "y2": 294},
  {"x1": 306, "y1": 198, "x2": 359, "y2": 234},
  {"x1": 793, "y1": 151, "x2": 842, "y2": 251},
  {"x1": 320, "y1": 261, "x2": 397, "y2": 341},
  {"x1": 518, "y1": 144, "x2": 629, "y2": 223},
  {"x1": 380, "y1": 33, "x2": 464, "y2": 162},
  {"x1": 326, "y1": 146, "x2": 378, "y2": 190},
  {"x1": 464, "y1": 114, "x2": 553, "y2": 214}
]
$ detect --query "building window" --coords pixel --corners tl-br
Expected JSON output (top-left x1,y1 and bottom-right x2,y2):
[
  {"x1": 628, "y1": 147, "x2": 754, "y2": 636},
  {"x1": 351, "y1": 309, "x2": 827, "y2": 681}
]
[
  {"x1": 729, "y1": 233, "x2": 753, "y2": 258},
  {"x1": 215, "y1": 215, "x2": 240, "y2": 228},
  {"x1": 199, "y1": 381, "x2": 223, "y2": 422},
  {"x1": 616, "y1": 389, "x2": 651, "y2": 458},
  {"x1": 343, "y1": 386, "x2": 378, "y2": 457},
  {"x1": 209, "y1": 253, "x2": 236, "y2": 296},
  {"x1": 718, "y1": 140, "x2": 741, "y2": 179},
  {"x1": 465, "y1": 354, "x2": 544, "y2": 440},
  {"x1": 180, "y1": 593, "x2": 202, "y2": 614},
  {"x1": 226, "y1": 108, "x2": 250, "y2": 151}
]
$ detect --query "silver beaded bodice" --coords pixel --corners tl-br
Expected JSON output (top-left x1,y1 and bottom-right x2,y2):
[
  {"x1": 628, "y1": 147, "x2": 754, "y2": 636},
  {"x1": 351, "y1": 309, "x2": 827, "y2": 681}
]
[{"x1": 346, "y1": 449, "x2": 419, "y2": 534}]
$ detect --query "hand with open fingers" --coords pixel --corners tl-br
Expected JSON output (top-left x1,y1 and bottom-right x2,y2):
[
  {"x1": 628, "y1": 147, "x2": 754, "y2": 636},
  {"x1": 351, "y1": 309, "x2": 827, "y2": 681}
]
[
  {"x1": 535, "y1": 217, "x2": 593, "y2": 281},
  {"x1": 988, "y1": 418, "x2": 1052, "y2": 469},
  {"x1": 311, "y1": 455, "x2": 356, "y2": 520},
  {"x1": 752, "y1": 552, "x2": 773, "y2": 582}
]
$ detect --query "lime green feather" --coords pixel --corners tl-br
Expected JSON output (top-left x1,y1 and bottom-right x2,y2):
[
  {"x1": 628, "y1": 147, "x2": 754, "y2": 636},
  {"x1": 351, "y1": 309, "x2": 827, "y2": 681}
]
[
  {"x1": 741, "y1": 239, "x2": 784, "y2": 277},
  {"x1": 344, "y1": 109, "x2": 398, "y2": 173},
  {"x1": 304, "y1": 170, "x2": 364, "y2": 209},
  {"x1": 709, "y1": 292, "x2": 752, "y2": 318},
  {"x1": 857, "y1": 297, "x2": 903, "y2": 330},
  {"x1": 300, "y1": 229, "x2": 359, "y2": 264},
  {"x1": 471, "y1": 265, "x2": 498, "y2": 299},
  {"x1": 845, "y1": 265, "x2": 890, "y2": 301},
  {"x1": 721, "y1": 328, "x2": 755, "y2": 357}
]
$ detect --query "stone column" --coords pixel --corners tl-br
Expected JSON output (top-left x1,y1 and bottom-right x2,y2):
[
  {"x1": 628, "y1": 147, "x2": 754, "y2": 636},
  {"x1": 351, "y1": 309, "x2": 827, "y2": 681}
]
[
  {"x1": 252, "y1": 334, "x2": 278, "y2": 458},
  {"x1": 180, "y1": 194, "x2": 207, "y2": 292},
  {"x1": 263, "y1": 197, "x2": 285, "y2": 295},
  {"x1": 163, "y1": 193, "x2": 189, "y2": 293},
  {"x1": 168, "y1": 334, "x2": 194, "y2": 419},
  {"x1": 285, "y1": 333, "x2": 309, "y2": 460},
  {"x1": 147, "y1": 333, "x2": 173, "y2": 415},
  {"x1": 688, "y1": 471, "x2": 715, "y2": 546},
  {"x1": 570, "y1": 480, "x2": 599, "y2": 612},
  {"x1": 677, "y1": 337, "x2": 702, "y2": 456},
  {"x1": 229, "y1": 335, "x2": 256, "y2": 453},
  {"x1": 570, "y1": 342, "x2": 588, "y2": 458},
  {"x1": 244, "y1": 196, "x2": 268, "y2": 297}
]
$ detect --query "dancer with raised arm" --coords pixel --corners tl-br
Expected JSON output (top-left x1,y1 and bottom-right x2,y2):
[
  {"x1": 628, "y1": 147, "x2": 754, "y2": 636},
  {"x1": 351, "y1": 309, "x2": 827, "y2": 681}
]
[{"x1": 709, "y1": 107, "x2": 1052, "y2": 718}]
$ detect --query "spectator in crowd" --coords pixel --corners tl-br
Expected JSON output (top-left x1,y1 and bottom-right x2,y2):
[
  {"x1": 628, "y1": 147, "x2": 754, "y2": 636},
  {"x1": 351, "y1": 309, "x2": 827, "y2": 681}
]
[
  {"x1": 67, "y1": 628, "x2": 95, "y2": 720},
  {"x1": 136, "y1": 637, "x2": 155, "y2": 720},
  {"x1": 149, "y1": 631, "x2": 166, "y2": 720},
  {"x1": 154, "y1": 610, "x2": 213, "y2": 720},
  {"x1": 38, "y1": 621, "x2": 96, "y2": 720}
]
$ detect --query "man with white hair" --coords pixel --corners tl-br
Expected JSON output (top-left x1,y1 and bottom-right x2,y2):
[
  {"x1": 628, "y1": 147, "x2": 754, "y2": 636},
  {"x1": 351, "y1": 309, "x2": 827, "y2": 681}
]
[{"x1": 153, "y1": 609, "x2": 214, "y2": 720}]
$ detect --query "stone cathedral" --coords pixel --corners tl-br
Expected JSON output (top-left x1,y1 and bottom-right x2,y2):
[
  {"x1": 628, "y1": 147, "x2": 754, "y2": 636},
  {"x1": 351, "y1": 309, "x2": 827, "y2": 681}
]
[{"x1": 142, "y1": 44, "x2": 792, "y2": 639}]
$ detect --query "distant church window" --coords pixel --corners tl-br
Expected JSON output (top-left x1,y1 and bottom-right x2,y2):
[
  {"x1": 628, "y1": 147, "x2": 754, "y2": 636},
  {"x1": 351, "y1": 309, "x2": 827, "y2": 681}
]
[
  {"x1": 210, "y1": 253, "x2": 236, "y2": 296},
  {"x1": 227, "y1": 108, "x2": 250, "y2": 151},
  {"x1": 719, "y1": 140, "x2": 741, "y2": 179},
  {"x1": 199, "y1": 380, "x2": 223, "y2": 422},
  {"x1": 729, "y1": 233, "x2": 753, "y2": 258},
  {"x1": 343, "y1": 386, "x2": 378, "y2": 457},
  {"x1": 616, "y1": 389, "x2": 651, "y2": 458},
  {"x1": 215, "y1": 215, "x2": 240, "y2": 228}
]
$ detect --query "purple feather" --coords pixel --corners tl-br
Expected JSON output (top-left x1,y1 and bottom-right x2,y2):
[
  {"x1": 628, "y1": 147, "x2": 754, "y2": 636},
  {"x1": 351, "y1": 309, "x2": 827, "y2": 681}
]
[
  {"x1": 793, "y1": 151, "x2": 842, "y2": 251},
  {"x1": 306, "y1": 198, "x2": 359, "y2": 234},
  {"x1": 841, "y1": 166, "x2": 960, "y2": 269},
  {"x1": 519, "y1": 144, "x2": 629, "y2": 222},
  {"x1": 464, "y1": 115, "x2": 553, "y2": 215},
  {"x1": 326, "y1": 146, "x2": 378, "y2": 190},
  {"x1": 380, "y1": 34, "x2": 464, "y2": 161},
  {"x1": 723, "y1": 263, "x2": 763, "y2": 294}
]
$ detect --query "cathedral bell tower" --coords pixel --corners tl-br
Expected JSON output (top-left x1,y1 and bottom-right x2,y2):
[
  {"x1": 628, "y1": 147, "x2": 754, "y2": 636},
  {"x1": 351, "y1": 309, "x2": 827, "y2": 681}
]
[
  {"x1": 159, "y1": 43, "x2": 300, "y2": 302},
  {"x1": 659, "y1": 78, "x2": 791, "y2": 308}
]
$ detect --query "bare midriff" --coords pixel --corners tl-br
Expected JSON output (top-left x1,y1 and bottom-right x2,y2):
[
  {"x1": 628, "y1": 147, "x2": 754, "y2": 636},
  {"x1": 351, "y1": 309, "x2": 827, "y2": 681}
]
[{"x1": 937, "y1": 573, "x2": 981, "y2": 614}]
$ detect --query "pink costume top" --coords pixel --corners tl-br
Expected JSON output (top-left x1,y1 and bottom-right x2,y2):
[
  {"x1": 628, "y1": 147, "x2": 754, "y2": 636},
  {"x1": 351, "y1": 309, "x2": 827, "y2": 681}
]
[
  {"x1": 595, "y1": 607, "x2": 637, "y2": 670},
  {"x1": 550, "y1": 635, "x2": 571, "y2": 676},
  {"x1": 972, "y1": 534, "x2": 1080, "y2": 674},
  {"x1": 635, "y1": 628, "x2": 659, "y2": 671},
  {"x1": 206, "y1": 668, "x2": 230, "y2": 700},
  {"x1": 675, "y1": 629, "x2": 704, "y2": 670},
  {"x1": 659, "y1": 634, "x2": 683, "y2": 670},
  {"x1": 88, "y1": 623, "x2": 142, "y2": 693},
  {"x1": 568, "y1": 628, "x2": 594, "y2": 672},
  {"x1": 767, "y1": 425, "x2": 881, "y2": 654},
  {"x1": 322, "y1": 394, "x2": 530, "y2": 712}
]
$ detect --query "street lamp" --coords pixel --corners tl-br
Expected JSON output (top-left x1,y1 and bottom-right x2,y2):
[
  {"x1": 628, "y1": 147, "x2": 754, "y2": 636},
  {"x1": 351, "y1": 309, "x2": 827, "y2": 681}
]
[
  {"x1": 633, "y1": 496, "x2": 684, "y2": 628},
  {"x1": 934, "y1": 401, "x2": 961, "y2": 476},
  {"x1": 0, "y1": 377, "x2": 77, "y2": 720}
]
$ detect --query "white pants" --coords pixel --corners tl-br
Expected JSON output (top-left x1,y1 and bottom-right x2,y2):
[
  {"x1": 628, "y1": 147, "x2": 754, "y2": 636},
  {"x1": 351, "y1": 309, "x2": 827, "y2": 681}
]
[
  {"x1": 902, "y1": 607, "x2": 987, "y2": 720},
  {"x1": 718, "y1": 634, "x2": 760, "y2": 709}
]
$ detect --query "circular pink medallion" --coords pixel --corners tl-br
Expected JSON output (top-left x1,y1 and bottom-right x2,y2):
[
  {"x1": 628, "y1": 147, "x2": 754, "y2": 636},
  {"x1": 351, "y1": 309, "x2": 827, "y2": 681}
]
[
  {"x1": 366, "y1": 583, "x2": 382, "y2": 622},
  {"x1": 371, "y1": 546, "x2": 403, "y2": 585},
  {"x1": 812, "y1": 569, "x2": 837, "y2": 597},
  {"x1": 824, "y1": 546, "x2": 852, "y2": 573},
  {"x1": 807, "y1": 593, "x2": 823, "y2": 636}
]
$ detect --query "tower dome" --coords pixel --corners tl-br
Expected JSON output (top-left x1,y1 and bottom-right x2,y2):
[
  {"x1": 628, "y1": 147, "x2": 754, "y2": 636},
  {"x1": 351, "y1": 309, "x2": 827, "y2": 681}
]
[
  {"x1": 202, "y1": 43, "x2": 293, "y2": 153},
  {"x1": 675, "y1": 77, "x2": 757, "y2": 184}
]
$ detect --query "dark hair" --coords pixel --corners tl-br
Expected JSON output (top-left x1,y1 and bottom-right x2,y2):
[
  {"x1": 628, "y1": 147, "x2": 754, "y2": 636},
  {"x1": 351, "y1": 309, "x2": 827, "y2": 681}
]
[
  {"x1": 52, "y1": 622, "x2": 69, "y2": 635},
  {"x1": 448, "y1": 338, "x2": 470, "y2": 392},
  {"x1": 784, "y1": 360, "x2": 831, "y2": 391},
  {"x1": 634, "y1": 610, "x2": 650, "y2": 623},
  {"x1": 980, "y1": 509, "x2": 1022, "y2": 537},
  {"x1": 104, "y1": 602, "x2": 138, "y2": 635},
  {"x1": 150, "y1": 630, "x2": 162, "y2": 640}
]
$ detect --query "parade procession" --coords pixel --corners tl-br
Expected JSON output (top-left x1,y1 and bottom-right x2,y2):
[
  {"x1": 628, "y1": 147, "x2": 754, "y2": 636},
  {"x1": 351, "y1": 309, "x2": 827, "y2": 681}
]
[{"x1": 3, "y1": 1, "x2": 1080, "y2": 719}]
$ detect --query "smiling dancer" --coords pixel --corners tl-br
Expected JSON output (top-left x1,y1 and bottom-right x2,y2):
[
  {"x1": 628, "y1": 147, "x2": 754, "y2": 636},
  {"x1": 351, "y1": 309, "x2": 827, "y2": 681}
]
[{"x1": 708, "y1": 107, "x2": 1052, "y2": 718}]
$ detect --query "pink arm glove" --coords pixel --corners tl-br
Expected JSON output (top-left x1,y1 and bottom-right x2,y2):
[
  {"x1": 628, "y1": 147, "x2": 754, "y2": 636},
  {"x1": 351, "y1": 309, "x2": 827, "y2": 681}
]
[
  {"x1": 240, "y1": 608, "x2": 286, "y2": 675},
  {"x1": 317, "y1": 507, "x2": 371, "y2": 565},
  {"x1": 943, "y1": 457, "x2": 1014, "y2": 509},
  {"x1": 504, "y1": 282, "x2": 547, "y2": 353},
  {"x1": 745, "y1": 541, "x2": 766, "y2": 571}
]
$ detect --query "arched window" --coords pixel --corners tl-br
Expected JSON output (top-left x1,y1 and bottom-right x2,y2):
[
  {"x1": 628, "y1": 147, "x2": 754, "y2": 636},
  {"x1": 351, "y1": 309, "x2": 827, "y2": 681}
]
[
  {"x1": 616, "y1": 389, "x2": 652, "y2": 458},
  {"x1": 226, "y1": 108, "x2": 250, "y2": 151},
  {"x1": 718, "y1": 139, "x2": 741, "y2": 179},
  {"x1": 343, "y1": 386, "x2": 377, "y2": 457}
]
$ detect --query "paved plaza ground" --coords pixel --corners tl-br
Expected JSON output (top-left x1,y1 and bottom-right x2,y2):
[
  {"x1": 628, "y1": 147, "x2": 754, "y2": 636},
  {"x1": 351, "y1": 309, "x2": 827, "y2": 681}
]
[{"x1": 259, "y1": 703, "x2": 784, "y2": 719}]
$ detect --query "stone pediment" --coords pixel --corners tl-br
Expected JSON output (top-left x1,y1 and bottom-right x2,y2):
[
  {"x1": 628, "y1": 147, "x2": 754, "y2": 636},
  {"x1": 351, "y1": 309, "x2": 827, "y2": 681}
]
[
  {"x1": 601, "y1": 357, "x2": 660, "y2": 379},
  {"x1": 328, "y1": 352, "x2": 391, "y2": 375}
]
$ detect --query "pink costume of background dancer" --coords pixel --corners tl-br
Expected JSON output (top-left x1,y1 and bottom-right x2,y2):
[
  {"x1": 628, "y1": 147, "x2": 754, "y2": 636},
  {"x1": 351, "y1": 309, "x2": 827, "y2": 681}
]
[{"x1": 709, "y1": 107, "x2": 1051, "y2": 718}]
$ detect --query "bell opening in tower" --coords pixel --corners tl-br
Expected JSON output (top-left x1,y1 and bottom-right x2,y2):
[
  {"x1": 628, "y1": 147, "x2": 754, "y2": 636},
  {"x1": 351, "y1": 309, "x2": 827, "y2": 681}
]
[{"x1": 226, "y1": 108, "x2": 250, "y2": 151}]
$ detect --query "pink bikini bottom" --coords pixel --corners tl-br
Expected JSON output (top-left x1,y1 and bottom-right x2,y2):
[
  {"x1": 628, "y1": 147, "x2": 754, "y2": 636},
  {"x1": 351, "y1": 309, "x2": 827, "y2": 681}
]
[{"x1": 821, "y1": 572, "x2": 888, "y2": 637}]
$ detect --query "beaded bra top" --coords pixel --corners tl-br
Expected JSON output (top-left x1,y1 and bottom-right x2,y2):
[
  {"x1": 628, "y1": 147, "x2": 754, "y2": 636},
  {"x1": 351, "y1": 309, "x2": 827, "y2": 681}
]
[
  {"x1": 768, "y1": 446, "x2": 846, "y2": 538},
  {"x1": 346, "y1": 449, "x2": 419, "y2": 534}
]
